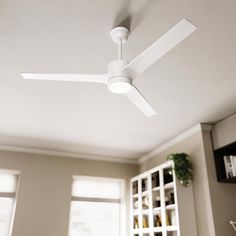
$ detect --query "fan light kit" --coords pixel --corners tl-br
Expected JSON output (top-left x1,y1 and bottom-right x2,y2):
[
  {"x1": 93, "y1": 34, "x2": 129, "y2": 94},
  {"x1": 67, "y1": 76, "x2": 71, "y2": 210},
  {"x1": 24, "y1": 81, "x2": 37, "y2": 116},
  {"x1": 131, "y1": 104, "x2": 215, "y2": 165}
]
[{"x1": 21, "y1": 19, "x2": 197, "y2": 117}]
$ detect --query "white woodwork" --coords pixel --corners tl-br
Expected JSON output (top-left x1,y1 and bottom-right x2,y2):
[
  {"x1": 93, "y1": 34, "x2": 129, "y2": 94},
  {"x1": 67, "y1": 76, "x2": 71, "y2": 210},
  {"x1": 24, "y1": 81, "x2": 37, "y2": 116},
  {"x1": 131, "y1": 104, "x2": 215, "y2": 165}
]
[{"x1": 130, "y1": 161, "x2": 197, "y2": 236}]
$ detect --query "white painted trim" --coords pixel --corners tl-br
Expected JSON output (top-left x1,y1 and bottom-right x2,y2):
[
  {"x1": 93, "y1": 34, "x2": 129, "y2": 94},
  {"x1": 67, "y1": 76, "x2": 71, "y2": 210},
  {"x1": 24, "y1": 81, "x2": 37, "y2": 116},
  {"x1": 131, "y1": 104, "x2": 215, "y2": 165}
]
[
  {"x1": 9, "y1": 173, "x2": 20, "y2": 236},
  {"x1": 138, "y1": 123, "x2": 212, "y2": 163},
  {"x1": 0, "y1": 123, "x2": 212, "y2": 165},
  {"x1": 201, "y1": 123, "x2": 212, "y2": 132},
  {"x1": 0, "y1": 144, "x2": 137, "y2": 164}
]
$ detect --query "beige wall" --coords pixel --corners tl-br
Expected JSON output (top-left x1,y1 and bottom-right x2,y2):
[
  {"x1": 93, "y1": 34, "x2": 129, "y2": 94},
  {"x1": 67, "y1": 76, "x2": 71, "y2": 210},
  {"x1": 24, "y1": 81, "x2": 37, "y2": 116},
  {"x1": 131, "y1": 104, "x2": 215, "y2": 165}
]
[
  {"x1": 212, "y1": 113, "x2": 236, "y2": 149},
  {"x1": 140, "y1": 124, "x2": 236, "y2": 236},
  {"x1": 2, "y1": 119, "x2": 236, "y2": 236},
  {"x1": 0, "y1": 150, "x2": 138, "y2": 236},
  {"x1": 201, "y1": 130, "x2": 236, "y2": 236},
  {"x1": 205, "y1": 114, "x2": 236, "y2": 236},
  {"x1": 140, "y1": 131, "x2": 216, "y2": 236}
]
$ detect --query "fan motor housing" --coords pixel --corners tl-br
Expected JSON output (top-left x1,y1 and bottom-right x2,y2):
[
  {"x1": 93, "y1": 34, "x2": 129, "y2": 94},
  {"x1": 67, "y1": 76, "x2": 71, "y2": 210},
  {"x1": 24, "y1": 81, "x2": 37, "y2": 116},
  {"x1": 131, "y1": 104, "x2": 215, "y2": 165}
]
[
  {"x1": 108, "y1": 60, "x2": 130, "y2": 77},
  {"x1": 107, "y1": 60, "x2": 132, "y2": 94}
]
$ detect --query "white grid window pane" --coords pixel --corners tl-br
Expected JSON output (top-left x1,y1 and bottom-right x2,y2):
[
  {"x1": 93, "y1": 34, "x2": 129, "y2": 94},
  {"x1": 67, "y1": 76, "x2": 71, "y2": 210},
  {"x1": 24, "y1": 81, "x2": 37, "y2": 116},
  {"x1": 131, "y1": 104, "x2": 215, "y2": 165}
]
[
  {"x1": 69, "y1": 201, "x2": 120, "y2": 236},
  {"x1": 0, "y1": 197, "x2": 14, "y2": 236},
  {"x1": 72, "y1": 178, "x2": 121, "y2": 199},
  {"x1": 0, "y1": 173, "x2": 17, "y2": 193}
]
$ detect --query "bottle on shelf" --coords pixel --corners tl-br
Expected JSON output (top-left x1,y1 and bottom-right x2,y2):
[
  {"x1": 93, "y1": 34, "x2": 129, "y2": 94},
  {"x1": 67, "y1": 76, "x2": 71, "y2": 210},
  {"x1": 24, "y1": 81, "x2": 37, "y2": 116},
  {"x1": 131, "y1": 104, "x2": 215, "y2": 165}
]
[
  {"x1": 166, "y1": 214, "x2": 170, "y2": 226},
  {"x1": 134, "y1": 199, "x2": 139, "y2": 209},
  {"x1": 133, "y1": 181, "x2": 138, "y2": 194},
  {"x1": 169, "y1": 191, "x2": 175, "y2": 204},
  {"x1": 142, "y1": 196, "x2": 149, "y2": 209},
  {"x1": 143, "y1": 215, "x2": 149, "y2": 228},
  {"x1": 152, "y1": 172, "x2": 160, "y2": 188},
  {"x1": 155, "y1": 214, "x2": 162, "y2": 227},
  {"x1": 165, "y1": 196, "x2": 170, "y2": 206},
  {"x1": 142, "y1": 178, "x2": 147, "y2": 192},
  {"x1": 154, "y1": 195, "x2": 161, "y2": 208},
  {"x1": 134, "y1": 216, "x2": 139, "y2": 229}
]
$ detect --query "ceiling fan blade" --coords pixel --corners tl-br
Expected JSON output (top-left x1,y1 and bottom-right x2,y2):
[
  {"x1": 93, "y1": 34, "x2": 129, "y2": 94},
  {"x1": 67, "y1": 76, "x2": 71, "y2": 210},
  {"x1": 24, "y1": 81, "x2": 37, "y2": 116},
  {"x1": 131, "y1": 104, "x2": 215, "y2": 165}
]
[
  {"x1": 21, "y1": 73, "x2": 107, "y2": 84},
  {"x1": 125, "y1": 85, "x2": 157, "y2": 117},
  {"x1": 124, "y1": 18, "x2": 197, "y2": 78}
]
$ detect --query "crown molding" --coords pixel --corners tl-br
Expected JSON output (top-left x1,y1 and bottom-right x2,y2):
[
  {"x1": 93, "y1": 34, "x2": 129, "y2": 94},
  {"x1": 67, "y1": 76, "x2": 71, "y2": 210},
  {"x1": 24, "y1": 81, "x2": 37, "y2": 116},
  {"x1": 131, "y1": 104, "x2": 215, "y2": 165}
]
[
  {"x1": 0, "y1": 144, "x2": 137, "y2": 164},
  {"x1": 138, "y1": 123, "x2": 212, "y2": 164},
  {"x1": 0, "y1": 123, "x2": 212, "y2": 165},
  {"x1": 201, "y1": 123, "x2": 213, "y2": 132}
]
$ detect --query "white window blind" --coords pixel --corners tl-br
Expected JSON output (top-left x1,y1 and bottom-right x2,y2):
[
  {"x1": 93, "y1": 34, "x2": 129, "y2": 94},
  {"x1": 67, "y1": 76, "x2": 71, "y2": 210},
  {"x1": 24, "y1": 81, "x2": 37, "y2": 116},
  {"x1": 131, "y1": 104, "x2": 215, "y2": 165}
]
[
  {"x1": 69, "y1": 176, "x2": 125, "y2": 236},
  {"x1": 0, "y1": 173, "x2": 17, "y2": 193},
  {"x1": 0, "y1": 171, "x2": 19, "y2": 236},
  {"x1": 72, "y1": 177, "x2": 121, "y2": 199}
]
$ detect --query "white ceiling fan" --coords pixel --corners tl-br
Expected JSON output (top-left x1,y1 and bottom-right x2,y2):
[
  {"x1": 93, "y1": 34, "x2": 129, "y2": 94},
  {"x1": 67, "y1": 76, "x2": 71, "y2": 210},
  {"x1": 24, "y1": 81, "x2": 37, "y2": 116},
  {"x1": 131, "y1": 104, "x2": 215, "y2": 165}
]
[{"x1": 21, "y1": 18, "x2": 197, "y2": 117}]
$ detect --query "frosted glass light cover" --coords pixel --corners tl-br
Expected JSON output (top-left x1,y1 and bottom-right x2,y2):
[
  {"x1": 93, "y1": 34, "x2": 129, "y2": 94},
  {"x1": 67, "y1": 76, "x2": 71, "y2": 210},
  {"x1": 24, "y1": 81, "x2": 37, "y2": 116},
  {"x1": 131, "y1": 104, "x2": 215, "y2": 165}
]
[
  {"x1": 72, "y1": 177, "x2": 121, "y2": 199},
  {"x1": 0, "y1": 173, "x2": 17, "y2": 193},
  {"x1": 69, "y1": 201, "x2": 120, "y2": 236}
]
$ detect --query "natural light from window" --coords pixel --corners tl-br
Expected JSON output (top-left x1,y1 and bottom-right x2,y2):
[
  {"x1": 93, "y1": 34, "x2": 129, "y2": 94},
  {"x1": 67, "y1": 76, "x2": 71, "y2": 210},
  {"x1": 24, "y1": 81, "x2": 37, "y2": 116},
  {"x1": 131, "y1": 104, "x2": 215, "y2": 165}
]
[
  {"x1": 68, "y1": 176, "x2": 125, "y2": 236},
  {"x1": 0, "y1": 171, "x2": 19, "y2": 236}
]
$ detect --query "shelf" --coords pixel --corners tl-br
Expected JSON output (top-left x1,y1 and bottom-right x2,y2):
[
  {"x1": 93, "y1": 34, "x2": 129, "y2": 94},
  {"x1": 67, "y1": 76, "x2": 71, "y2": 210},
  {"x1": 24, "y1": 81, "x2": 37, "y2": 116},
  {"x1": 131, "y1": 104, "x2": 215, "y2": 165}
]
[
  {"x1": 214, "y1": 141, "x2": 236, "y2": 183},
  {"x1": 132, "y1": 228, "x2": 139, "y2": 234},
  {"x1": 142, "y1": 190, "x2": 148, "y2": 196},
  {"x1": 164, "y1": 182, "x2": 174, "y2": 189},
  {"x1": 153, "y1": 227, "x2": 163, "y2": 232},
  {"x1": 152, "y1": 186, "x2": 160, "y2": 191},
  {"x1": 166, "y1": 226, "x2": 177, "y2": 231},
  {"x1": 130, "y1": 160, "x2": 198, "y2": 236},
  {"x1": 130, "y1": 161, "x2": 180, "y2": 236},
  {"x1": 133, "y1": 209, "x2": 139, "y2": 216},
  {"x1": 142, "y1": 228, "x2": 151, "y2": 233},
  {"x1": 166, "y1": 204, "x2": 175, "y2": 210},
  {"x1": 218, "y1": 176, "x2": 236, "y2": 183},
  {"x1": 153, "y1": 207, "x2": 161, "y2": 213},
  {"x1": 142, "y1": 209, "x2": 149, "y2": 215}
]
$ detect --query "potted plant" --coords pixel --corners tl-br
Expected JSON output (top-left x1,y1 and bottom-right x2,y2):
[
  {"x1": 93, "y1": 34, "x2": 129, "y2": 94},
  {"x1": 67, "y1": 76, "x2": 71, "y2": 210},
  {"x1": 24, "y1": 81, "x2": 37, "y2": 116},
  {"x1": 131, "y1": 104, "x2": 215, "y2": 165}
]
[{"x1": 167, "y1": 153, "x2": 193, "y2": 187}]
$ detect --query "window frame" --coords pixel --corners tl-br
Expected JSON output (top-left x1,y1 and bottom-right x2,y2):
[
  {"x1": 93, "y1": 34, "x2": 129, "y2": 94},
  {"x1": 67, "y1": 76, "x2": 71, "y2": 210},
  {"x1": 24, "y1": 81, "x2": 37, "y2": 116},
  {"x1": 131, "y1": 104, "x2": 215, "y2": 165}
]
[
  {"x1": 68, "y1": 175, "x2": 126, "y2": 236},
  {"x1": 0, "y1": 169, "x2": 20, "y2": 236}
]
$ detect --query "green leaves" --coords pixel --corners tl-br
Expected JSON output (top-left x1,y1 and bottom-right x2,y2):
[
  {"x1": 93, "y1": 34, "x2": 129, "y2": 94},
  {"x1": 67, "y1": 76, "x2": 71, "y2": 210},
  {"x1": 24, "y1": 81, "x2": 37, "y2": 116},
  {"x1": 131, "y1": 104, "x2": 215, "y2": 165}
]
[{"x1": 167, "y1": 153, "x2": 193, "y2": 187}]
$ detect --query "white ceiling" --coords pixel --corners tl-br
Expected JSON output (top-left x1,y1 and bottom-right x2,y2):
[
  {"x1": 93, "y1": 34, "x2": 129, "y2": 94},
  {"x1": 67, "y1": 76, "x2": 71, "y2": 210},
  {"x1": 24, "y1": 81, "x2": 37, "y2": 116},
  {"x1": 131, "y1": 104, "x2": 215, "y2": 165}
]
[{"x1": 0, "y1": 0, "x2": 236, "y2": 162}]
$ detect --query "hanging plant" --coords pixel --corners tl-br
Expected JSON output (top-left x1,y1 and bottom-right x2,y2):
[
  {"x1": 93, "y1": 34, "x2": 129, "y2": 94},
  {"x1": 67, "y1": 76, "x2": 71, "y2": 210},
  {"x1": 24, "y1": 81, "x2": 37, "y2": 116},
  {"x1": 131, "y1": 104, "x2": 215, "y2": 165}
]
[{"x1": 167, "y1": 153, "x2": 193, "y2": 187}]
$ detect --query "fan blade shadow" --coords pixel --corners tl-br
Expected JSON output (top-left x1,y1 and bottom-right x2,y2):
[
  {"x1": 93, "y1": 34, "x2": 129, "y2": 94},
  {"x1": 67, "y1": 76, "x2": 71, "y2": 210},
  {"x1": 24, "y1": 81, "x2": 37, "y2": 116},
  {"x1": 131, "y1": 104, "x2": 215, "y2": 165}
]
[
  {"x1": 114, "y1": 0, "x2": 131, "y2": 29},
  {"x1": 114, "y1": 0, "x2": 159, "y2": 31}
]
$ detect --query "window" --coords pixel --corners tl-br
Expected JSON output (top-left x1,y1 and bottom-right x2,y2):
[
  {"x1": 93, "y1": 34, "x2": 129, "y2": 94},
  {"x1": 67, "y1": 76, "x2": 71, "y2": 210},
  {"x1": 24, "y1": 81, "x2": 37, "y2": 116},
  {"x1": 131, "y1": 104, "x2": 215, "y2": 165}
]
[
  {"x1": 68, "y1": 176, "x2": 125, "y2": 236},
  {"x1": 0, "y1": 170, "x2": 19, "y2": 236}
]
